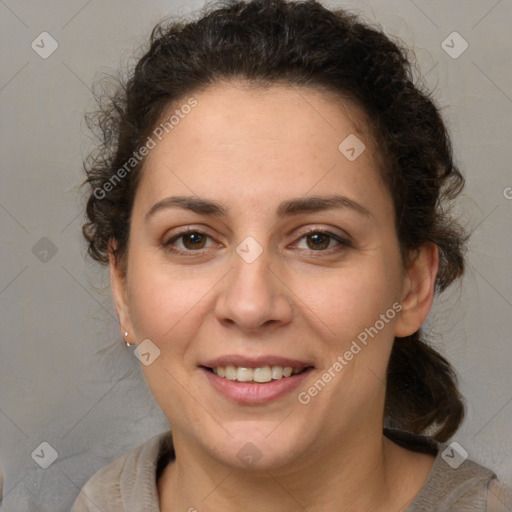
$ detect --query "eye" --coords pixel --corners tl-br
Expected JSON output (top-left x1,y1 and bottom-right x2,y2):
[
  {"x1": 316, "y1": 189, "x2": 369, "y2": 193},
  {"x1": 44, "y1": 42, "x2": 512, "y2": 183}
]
[
  {"x1": 294, "y1": 230, "x2": 350, "y2": 252},
  {"x1": 162, "y1": 229, "x2": 215, "y2": 253}
]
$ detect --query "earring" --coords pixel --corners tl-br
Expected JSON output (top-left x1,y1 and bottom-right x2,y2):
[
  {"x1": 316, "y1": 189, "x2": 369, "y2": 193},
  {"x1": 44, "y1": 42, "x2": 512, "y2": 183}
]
[{"x1": 124, "y1": 331, "x2": 131, "y2": 347}]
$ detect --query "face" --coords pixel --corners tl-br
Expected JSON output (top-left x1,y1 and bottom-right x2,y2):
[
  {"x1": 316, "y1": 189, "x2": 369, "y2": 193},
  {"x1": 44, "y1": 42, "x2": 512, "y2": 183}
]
[{"x1": 111, "y1": 81, "x2": 436, "y2": 471}]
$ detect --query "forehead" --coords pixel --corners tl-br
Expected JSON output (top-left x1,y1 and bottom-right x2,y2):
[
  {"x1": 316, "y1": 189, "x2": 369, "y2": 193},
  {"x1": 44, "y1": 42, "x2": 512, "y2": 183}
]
[
  {"x1": 159, "y1": 80, "x2": 372, "y2": 154},
  {"x1": 135, "y1": 81, "x2": 388, "y2": 216}
]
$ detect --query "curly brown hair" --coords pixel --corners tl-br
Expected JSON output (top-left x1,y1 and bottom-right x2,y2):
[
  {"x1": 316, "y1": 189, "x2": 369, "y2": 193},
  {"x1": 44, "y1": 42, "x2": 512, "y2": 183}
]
[{"x1": 82, "y1": 0, "x2": 467, "y2": 441}]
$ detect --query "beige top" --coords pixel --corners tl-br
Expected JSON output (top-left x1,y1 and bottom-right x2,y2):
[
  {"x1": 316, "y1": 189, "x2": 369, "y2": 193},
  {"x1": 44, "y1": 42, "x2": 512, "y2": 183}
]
[{"x1": 70, "y1": 429, "x2": 511, "y2": 511}]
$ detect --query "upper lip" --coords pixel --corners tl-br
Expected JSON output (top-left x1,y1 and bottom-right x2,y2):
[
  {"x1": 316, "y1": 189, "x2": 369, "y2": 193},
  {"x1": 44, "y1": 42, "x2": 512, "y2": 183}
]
[{"x1": 201, "y1": 355, "x2": 314, "y2": 370}]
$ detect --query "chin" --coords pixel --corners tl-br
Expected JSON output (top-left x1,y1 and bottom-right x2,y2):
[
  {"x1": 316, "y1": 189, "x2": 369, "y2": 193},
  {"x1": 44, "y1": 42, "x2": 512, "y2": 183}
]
[{"x1": 202, "y1": 421, "x2": 311, "y2": 471}]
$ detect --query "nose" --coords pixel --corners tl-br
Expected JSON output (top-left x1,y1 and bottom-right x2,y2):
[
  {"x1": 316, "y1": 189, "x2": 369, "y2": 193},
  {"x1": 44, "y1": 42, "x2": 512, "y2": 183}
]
[{"x1": 214, "y1": 247, "x2": 294, "y2": 333}]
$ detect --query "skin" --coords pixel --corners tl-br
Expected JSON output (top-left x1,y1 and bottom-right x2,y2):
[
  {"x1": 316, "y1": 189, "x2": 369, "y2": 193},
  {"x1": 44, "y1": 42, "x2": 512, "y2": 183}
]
[{"x1": 110, "y1": 81, "x2": 439, "y2": 511}]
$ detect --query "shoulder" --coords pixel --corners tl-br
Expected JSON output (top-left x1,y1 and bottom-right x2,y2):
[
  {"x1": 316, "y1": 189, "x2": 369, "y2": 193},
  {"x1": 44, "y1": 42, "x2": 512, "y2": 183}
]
[
  {"x1": 486, "y1": 479, "x2": 512, "y2": 512},
  {"x1": 413, "y1": 456, "x2": 511, "y2": 512},
  {"x1": 385, "y1": 429, "x2": 511, "y2": 512},
  {"x1": 70, "y1": 430, "x2": 174, "y2": 512}
]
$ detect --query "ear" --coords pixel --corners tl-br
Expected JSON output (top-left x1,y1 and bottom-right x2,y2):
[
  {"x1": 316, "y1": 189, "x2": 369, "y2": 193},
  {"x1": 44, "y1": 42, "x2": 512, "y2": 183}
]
[
  {"x1": 394, "y1": 243, "x2": 439, "y2": 338},
  {"x1": 108, "y1": 240, "x2": 134, "y2": 341}
]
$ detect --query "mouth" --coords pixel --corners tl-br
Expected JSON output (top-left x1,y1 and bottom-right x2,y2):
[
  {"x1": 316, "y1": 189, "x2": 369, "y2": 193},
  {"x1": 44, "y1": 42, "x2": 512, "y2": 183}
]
[{"x1": 199, "y1": 356, "x2": 314, "y2": 404}]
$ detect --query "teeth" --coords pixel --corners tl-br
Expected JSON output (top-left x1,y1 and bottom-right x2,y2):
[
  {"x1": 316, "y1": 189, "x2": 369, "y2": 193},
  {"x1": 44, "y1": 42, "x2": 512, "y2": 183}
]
[
  {"x1": 225, "y1": 365, "x2": 237, "y2": 380},
  {"x1": 237, "y1": 367, "x2": 253, "y2": 382},
  {"x1": 253, "y1": 366, "x2": 272, "y2": 383},
  {"x1": 211, "y1": 365, "x2": 302, "y2": 383},
  {"x1": 271, "y1": 365, "x2": 283, "y2": 379}
]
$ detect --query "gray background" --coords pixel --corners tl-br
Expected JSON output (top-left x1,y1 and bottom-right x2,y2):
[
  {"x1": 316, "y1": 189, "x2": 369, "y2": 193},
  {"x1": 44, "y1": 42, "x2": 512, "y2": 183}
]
[{"x1": 0, "y1": 0, "x2": 511, "y2": 510}]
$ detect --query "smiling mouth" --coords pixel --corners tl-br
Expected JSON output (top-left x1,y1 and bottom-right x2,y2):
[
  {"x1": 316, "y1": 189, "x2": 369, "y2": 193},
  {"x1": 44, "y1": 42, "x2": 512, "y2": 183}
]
[{"x1": 203, "y1": 365, "x2": 311, "y2": 383}]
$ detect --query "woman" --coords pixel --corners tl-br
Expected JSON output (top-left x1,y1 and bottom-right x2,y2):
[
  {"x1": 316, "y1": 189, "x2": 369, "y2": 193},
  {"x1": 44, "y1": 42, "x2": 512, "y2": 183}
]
[{"x1": 72, "y1": 0, "x2": 509, "y2": 510}]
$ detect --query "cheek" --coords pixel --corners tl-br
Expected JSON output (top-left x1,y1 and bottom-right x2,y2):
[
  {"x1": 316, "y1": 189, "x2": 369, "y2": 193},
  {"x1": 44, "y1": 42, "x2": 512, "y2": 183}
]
[
  {"x1": 125, "y1": 257, "x2": 213, "y2": 344},
  {"x1": 125, "y1": 263, "x2": 216, "y2": 423},
  {"x1": 289, "y1": 256, "x2": 403, "y2": 408},
  {"x1": 292, "y1": 261, "x2": 401, "y2": 343}
]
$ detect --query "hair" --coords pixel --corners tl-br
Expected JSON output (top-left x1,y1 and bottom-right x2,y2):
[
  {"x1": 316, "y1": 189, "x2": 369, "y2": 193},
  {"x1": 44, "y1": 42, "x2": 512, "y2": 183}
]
[{"x1": 82, "y1": 0, "x2": 467, "y2": 442}]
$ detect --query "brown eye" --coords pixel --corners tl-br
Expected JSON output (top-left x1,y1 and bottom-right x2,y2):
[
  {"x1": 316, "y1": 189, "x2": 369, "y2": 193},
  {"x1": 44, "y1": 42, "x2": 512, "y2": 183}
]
[
  {"x1": 306, "y1": 232, "x2": 331, "y2": 250},
  {"x1": 181, "y1": 232, "x2": 207, "y2": 250},
  {"x1": 163, "y1": 230, "x2": 214, "y2": 254},
  {"x1": 293, "y1": 229, "x2": 351, "y2": 254}
]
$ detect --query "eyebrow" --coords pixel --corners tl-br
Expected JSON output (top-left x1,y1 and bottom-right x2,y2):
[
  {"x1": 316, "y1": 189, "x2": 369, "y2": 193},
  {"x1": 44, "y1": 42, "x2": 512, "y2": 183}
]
[{"x1": 145, "y1": 194, "x2": 371, "y2": 222}]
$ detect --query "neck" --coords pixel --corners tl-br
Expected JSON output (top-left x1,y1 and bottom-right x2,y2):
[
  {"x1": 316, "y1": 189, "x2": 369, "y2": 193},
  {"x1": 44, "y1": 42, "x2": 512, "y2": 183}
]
[{"x1": 158, "y1": 423, "x2": 429, "y2": 512}]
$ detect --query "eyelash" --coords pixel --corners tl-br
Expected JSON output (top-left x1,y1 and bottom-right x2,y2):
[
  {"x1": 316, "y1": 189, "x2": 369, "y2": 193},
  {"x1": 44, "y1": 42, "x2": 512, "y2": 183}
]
[{"x1": 161, "y1": 227, "x2": 352, "y2": 256}]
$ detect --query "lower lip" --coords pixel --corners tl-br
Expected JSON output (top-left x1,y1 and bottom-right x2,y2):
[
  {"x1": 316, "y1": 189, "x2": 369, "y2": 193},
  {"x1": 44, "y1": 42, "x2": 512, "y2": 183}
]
[{"x1": 201, "y1": 367, "x2": 314, "y2": 405}]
